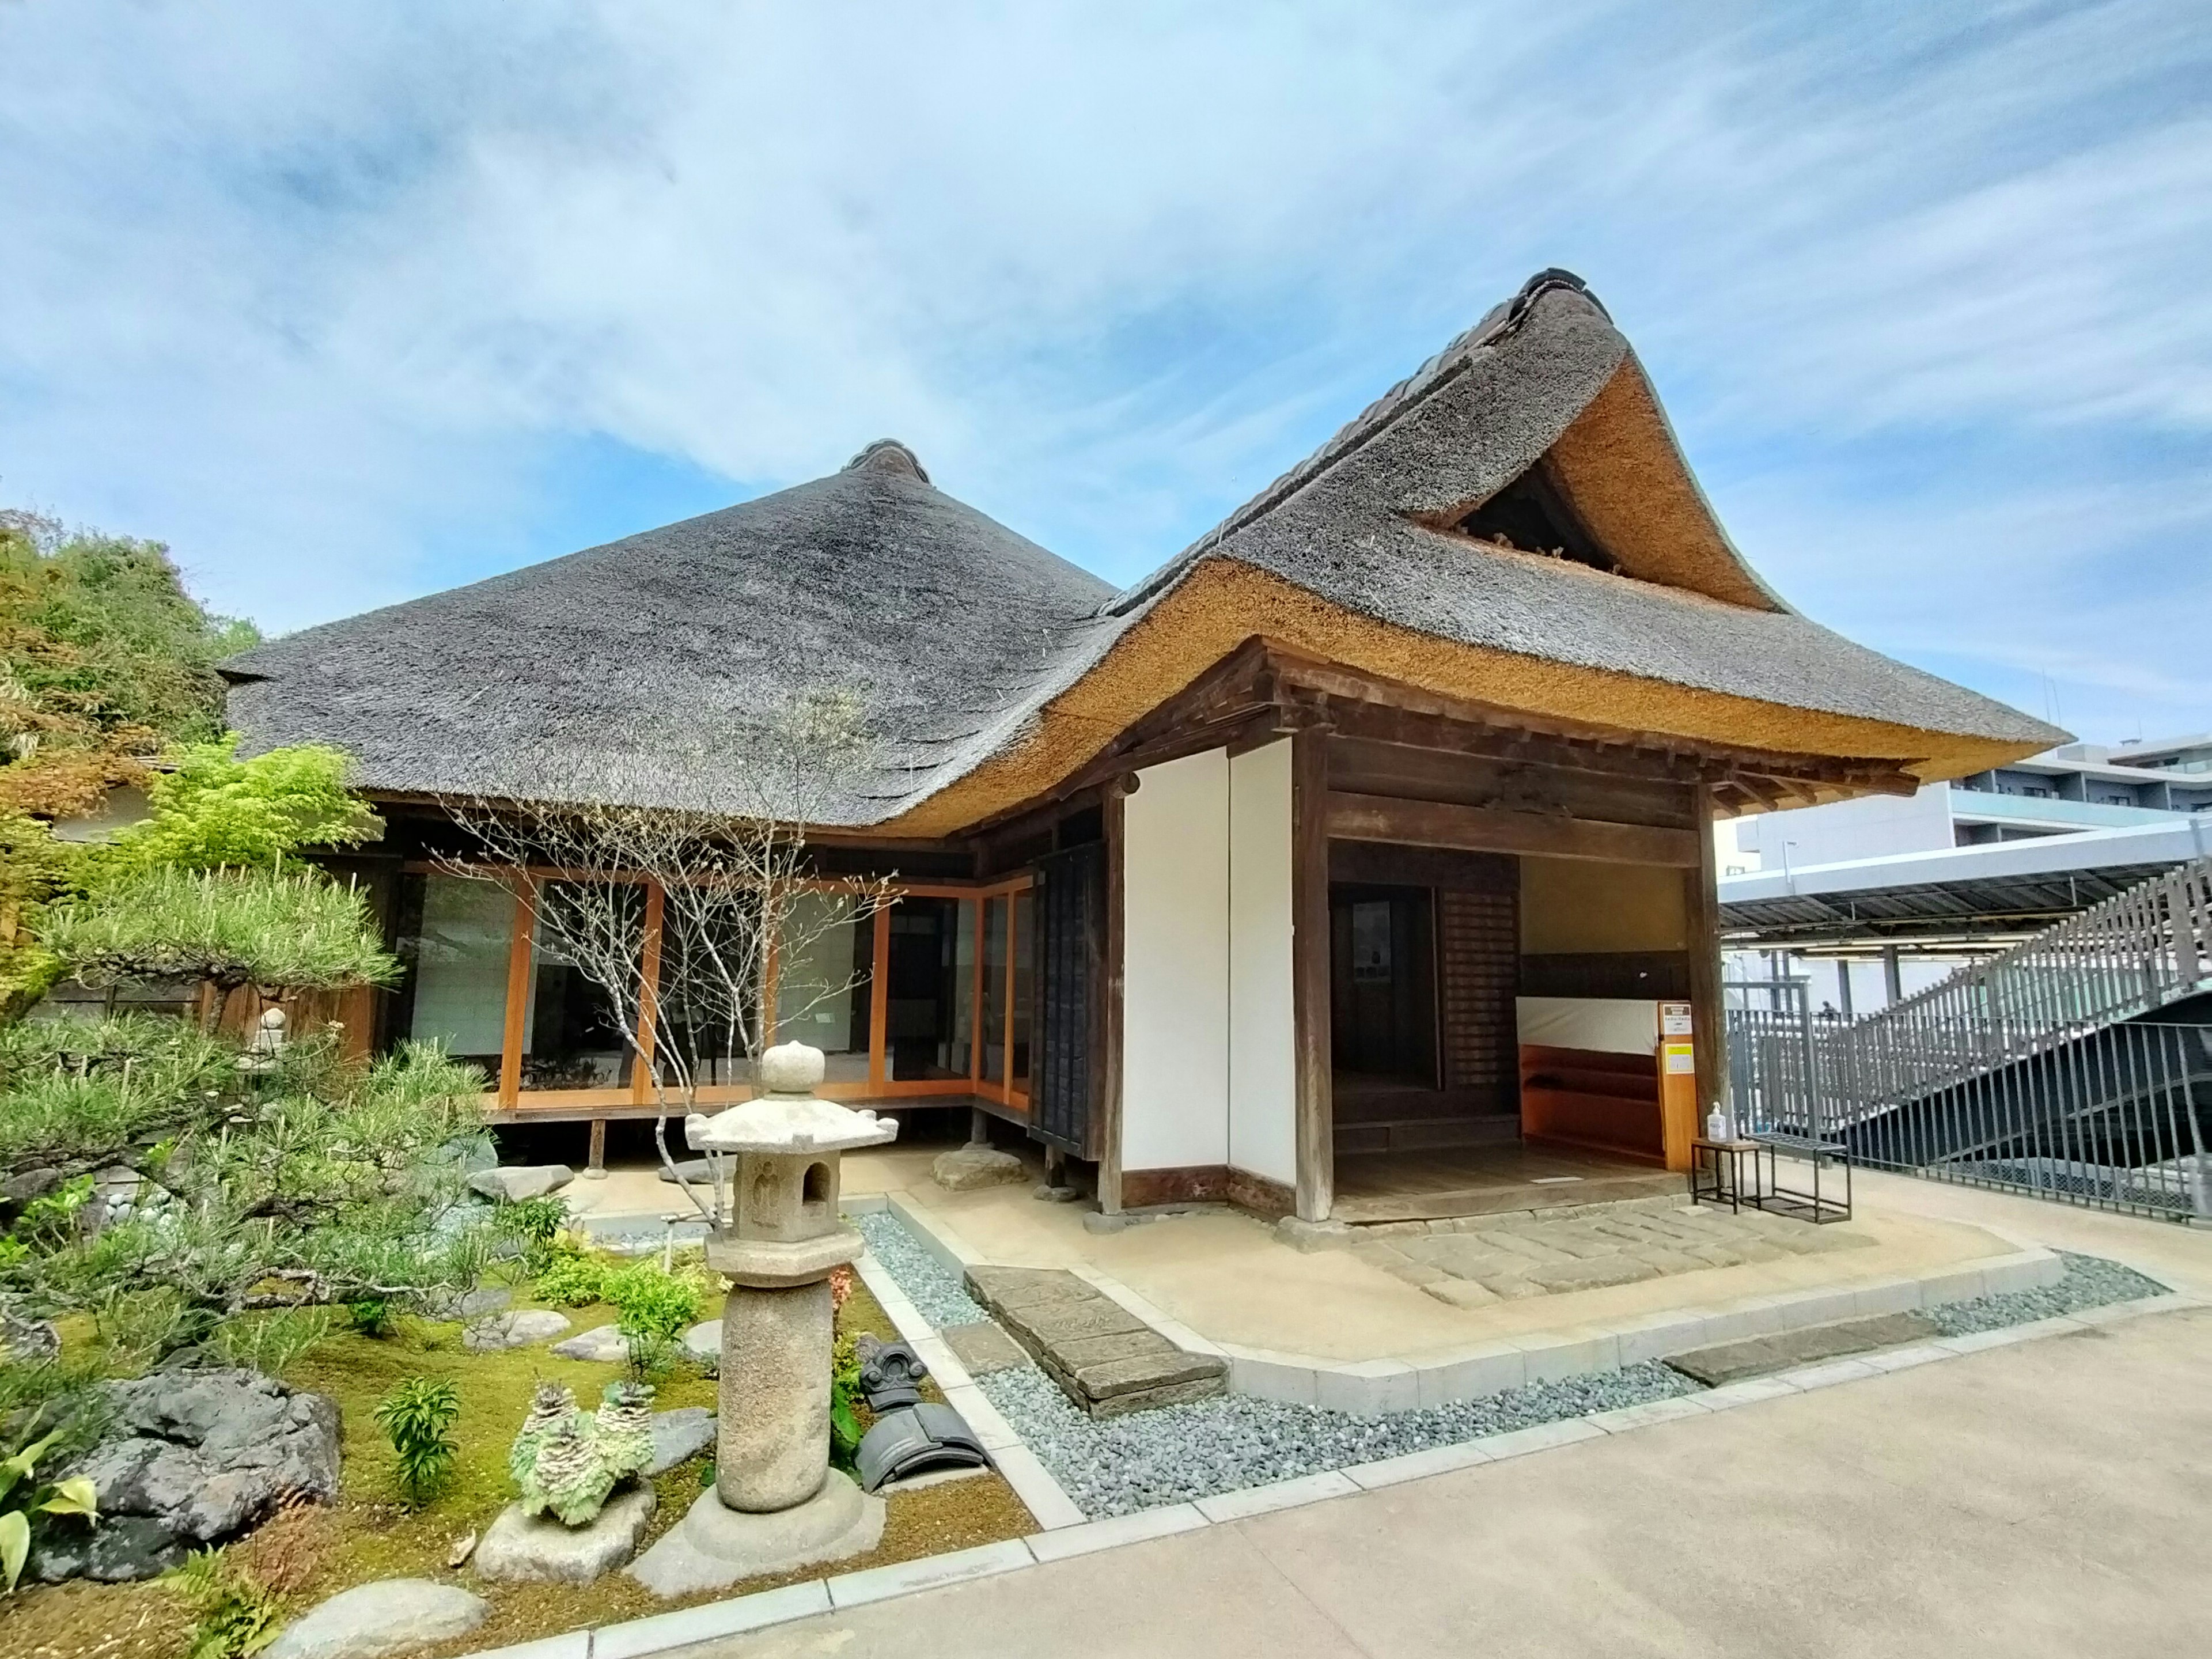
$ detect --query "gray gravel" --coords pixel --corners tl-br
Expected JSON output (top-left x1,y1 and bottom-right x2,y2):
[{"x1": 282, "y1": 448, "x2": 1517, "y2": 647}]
[
  {"x1": 854, "y1": 1209, "x2": 987, "y2": 1329},
  {"x1": 1926, "y1": 1249, "x2": 2167, "y2": 1336},
  {"x1": 855, "y1": 1206, "x2": 2175, "y2": 1520},
  {"x1": 979, "y1": 1361, "x2": 1699, "y2": 1518}
]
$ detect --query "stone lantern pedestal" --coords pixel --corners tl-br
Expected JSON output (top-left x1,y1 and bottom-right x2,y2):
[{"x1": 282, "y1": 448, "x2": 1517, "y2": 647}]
[{"x1": 627, "y1": 1043, "x2": 898, "y2": 1597}]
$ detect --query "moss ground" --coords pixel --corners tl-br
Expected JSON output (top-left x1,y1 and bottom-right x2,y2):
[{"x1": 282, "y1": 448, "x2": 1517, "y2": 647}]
[{"x1": 4, "y1": 1275, "x2": 1036, "y2": 1659}]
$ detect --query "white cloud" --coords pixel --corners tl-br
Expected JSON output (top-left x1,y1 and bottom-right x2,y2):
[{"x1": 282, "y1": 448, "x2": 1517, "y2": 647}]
[{"x1": 1, "y1": 0, "x2": 2207, "y2": 736}]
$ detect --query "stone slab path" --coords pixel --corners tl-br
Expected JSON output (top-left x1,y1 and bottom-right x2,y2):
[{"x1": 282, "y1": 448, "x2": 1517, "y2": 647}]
[
  {"x1": 965, "y1": 1266, "x2": 1226, "y2": 1417},
  {"x1": 1351, "y1": 1197, "x2": 1876, "y2": 1308},
  {"x1": 1663, "y1": 1309, "x2": 1941, "y2": 1385}
]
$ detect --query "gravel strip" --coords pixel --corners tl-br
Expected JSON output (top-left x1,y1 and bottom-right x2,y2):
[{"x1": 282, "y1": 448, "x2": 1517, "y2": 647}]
[
  {"x1": 978, "y1": 1362, "x2": 1698, "y2": 1518},
  {"x1": 855, "y1": 1209, "x2": 987, "y2": 1329},
  {"x1": 1925, "y1": 1249, "x2": 2168, "y2": 1336}
]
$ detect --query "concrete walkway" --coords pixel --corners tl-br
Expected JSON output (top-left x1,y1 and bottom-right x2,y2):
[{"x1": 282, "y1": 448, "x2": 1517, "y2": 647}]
[{"x1": 683, "y1": 1252, "x2": 2211, "y2": 1657}]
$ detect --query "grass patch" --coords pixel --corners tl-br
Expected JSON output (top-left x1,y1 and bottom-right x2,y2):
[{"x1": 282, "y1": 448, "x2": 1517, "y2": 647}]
[{"x1": 8, "y1": 1275, "x2": 1038, "y2": 1659}]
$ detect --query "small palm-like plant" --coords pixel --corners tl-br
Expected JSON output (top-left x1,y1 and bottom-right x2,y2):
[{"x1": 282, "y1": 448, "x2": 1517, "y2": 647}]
[
  {"x1": 1, "y1": 1428, "x2": 99, "y2": 1593},
  {"x1": 373, "y1": 1376, "x2": 461, "y2": 1509}
]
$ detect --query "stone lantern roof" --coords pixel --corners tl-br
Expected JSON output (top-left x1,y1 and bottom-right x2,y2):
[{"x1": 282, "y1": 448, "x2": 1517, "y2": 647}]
[{"x1": 686, "y1": 1044, "x2": 900, "y2": 1157}]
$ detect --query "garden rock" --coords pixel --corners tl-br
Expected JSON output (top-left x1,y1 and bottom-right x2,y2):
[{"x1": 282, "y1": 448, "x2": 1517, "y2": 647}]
[
  {"x1": 265, "y1": 1577, "x2": 492, "y2": 1659},
  {"x1": 445, "y1": 1286, "x2": 512, "y2": 1320},
  {"x1": 474, "y1": 1484, "x2": 656, "y2": 1584},
  {"x1": 467, "y1": 1164, "x2": 575, "y2": 1203},
  {"x1": 646, "y1": 1407, "x2": 716, "y2": 1474},
  {"x1": 683, "y1": 1319, "x2": 721, "y2": 1375},
  {"x1": 2, "y1": 1308, "x2": 60, "y2": 1363},
  {"x1": 550, "y1": 1323, "x2": 630, "y2": 1363},
  {"x1": 931, "y1": 1145, "x2": 1027, "y2": 1192},
  {"x1": 463, "y1": 1309, "x2": 574, "y2": 1352},
  {"x1": 31, "y1": 1368, "x2": 342, "y2": 1583}
]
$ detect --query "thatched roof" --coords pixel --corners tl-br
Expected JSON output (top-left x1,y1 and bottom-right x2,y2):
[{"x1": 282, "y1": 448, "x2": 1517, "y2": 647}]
[{"x1": 227, "y1": 271, "x2": 2062, "y2": 832}]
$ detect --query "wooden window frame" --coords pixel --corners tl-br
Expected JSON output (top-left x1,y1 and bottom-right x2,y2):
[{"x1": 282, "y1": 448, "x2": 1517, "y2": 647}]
[{"x1": 406, "y1": 862, "x2": 1035, "y2": 1113}]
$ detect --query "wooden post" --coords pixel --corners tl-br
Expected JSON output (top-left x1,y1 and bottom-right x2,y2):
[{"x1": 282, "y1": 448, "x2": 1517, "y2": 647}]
[
  {"x1": 586, "y1": 1116, "x2": 608, "y2": 1178},
  {"x1": 1290, "y1": 727, "x2": 1334, "y2": 1222},
  {"x1": 499, "y1": 883, "x2": 535, "y2": 1109},
  {"x1": 1097, "y1": 781, "x2": 1128, "y2": 1214},
  {"x1": 1685, "y1": 788, "x2": 1729, "y2": 1134},
  {"x1": 631, "y1": 880, "x2": 665, "y2": 1107},
  {"x1": 868, "y1": 904, "x2": 891, "y2": 1094}
]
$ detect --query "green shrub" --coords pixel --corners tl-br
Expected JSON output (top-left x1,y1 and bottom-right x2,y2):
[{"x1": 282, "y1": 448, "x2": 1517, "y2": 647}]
[
  {"x1": 603, "y1": 1259, "x2": 701, "y2": 1343},
  {"x1": 373, "y1": 1376, "x2": 461, "y2": 1509},
  {"x1": 531, "y1": 1247, "x2": 608, "y2": 1309},
  {"x1": 347, "y1": 1297, "x2": 392, "y2": 1338},
  {"x1": 164, "y1": 1548, "x2": 281, "y2": 1659},
  {"x1": 830, "y1": 1333, "x2": 863, "y2": 1472},
  {"x1": 493, "y1": 1195, "x2": 568, "y2": 1274},
  {"x1": 210, "y1": 1308, "x2": 332, "y2": 1377},
  {"x1": 1, "y1": 1423, "x2": 101, "y2": 1593}
]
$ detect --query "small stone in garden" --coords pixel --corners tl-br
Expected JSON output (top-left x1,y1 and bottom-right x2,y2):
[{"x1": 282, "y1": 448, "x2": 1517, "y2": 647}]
[
  {"x1": 931, "y1": 1144, "x2": 1027, "y2": 1192},
  {"x1": 474, "y1": 1484, "x2": 657, "y2": 1584},
  {"x1": 445, "y1": 1531, "x2": 477, "y2": 1569},
  {"x1": 2, "y1": 1309, "x2": 60, "y2": 1364},
  {"x1": 446, "y1": 1286, "x2": 512, "y2": 1320},
  {"x1": 462, "y1": 1310, "x2": 574, "y2": 1353},
  {"x1": 467, "y1": 1165, "x2": 575, "y2": 1203},
  {"x1": 550, "y1": 1323, "x2": 630, "y2": 1363},
  {"x1": 646, "y1": 1407, "x2": 717, "y2": 1474},
  {"x1": 683, "y1": 1319, "x2": 721, "y2": 1375},
  {"x1": 264, "y1": 1578, "x2": 490, "y2": 1659}
]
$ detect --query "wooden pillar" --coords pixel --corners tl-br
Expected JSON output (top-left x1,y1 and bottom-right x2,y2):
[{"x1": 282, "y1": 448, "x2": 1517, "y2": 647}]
[
  {"x1": 630, "y1": 880, "x2": 665, "y2": 1107},
  {"x1": 1684, "y1": 789, "x2": 1729, "y2": 1132},
  {"x1": 586, "y1": 1116, "x2": 608, "y2": 1178},
  {"x1": 1290, "y1": 727, "x2": 1334, "y2": 1222},
  {"x1": 498, "y1": 883, "x2": 535, "y2": 1109},
  {"x1": 1097, "y1": 780, "x2": 1129, "y2": 1214}
]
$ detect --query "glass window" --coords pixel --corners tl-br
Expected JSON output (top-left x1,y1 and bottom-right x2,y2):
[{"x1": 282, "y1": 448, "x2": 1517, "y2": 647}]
[
  {"x1": 521, "y1": 882, "x2": 637, "y2": 1092},
  {"x1": 657, "y1": 897, "x2": 758, "y2": 1090},
  {"x1": 885, "y1": 896, "x2": 977, "y2": 1081},
  {"x1": 981, "y1": 895, "x2": 1009, "y2": 1084},
  {"x1": 1010, "y1": 889, "x2": 1035, "y2": 1094},
  {"x1": 774, "y1": 892, "x2": 873, "y2": 1086},
  {"x1": 395, "y1": 873, "x2": 512, "y2": 1086}
]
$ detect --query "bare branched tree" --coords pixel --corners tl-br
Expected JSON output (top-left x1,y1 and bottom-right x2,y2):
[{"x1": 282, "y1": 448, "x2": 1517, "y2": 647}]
[{"x1": 442, "y1": 689, "x2": 892, "y2": 1225}]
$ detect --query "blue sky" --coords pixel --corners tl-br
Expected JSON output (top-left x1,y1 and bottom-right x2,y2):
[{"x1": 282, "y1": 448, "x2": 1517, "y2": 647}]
[{"x1": 3, "y1": 1, "x2": 2208, "y2": 744}]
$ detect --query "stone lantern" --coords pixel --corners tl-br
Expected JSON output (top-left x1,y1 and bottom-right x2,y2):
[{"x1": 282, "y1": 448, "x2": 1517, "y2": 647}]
[{"x1": 627, "y1": 1041, "x2": 899, "y2": 1596}]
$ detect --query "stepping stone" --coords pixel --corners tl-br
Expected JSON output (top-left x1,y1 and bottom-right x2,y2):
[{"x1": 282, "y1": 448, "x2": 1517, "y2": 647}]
[
  {"x1": 265, "y1": 1578, "x2": 489, "y2": 1659},
  {"x1": 468, "y1": 1165, "x2": 574, "y2": 1203},
  {"x1": 683, "y1": 1320, "x2": 721, "y2": 1376},
  {"x1": 940, "y1": 1321, "x2": 1028, "y2": 1377},
  {"x1": 1665, "y1": 1311, "x2": 1942, "y2": 1387},
  {"x1": 964, "y1": 1266, "x2": 1224, "y2": 1418},
  {"x1": 932, "y1": 1145, "x2": 1028, "y2": 1191},
  {"x1": 550, "y1": 1324, "x2": 630, "y2": 1363},
  {"x1": 646, "y1": 1407, "x2": 716, "y2": 1475},
  {"x1": 474, "y1": 1485, "x2": 657, "y2": 1584},
  {"x1": 463, "y1": 1309, "x2": 574, "y2": 1352}
]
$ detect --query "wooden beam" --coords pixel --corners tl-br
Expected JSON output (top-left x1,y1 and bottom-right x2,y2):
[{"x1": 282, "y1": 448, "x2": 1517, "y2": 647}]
[
  {"x1": 1097, "y1": 782, "x2": 1128, "y2": 1214},
  {"x1": 1684, "y1": 789, "x2": 1729, "y2": 1131},
  {"x1": 1291, "y1": 729, "x2": 1334, "y2": 1222},
  {"x1": 630, "y1": 880, "x2": 665, "y2": 1107},
  {"x1": 498, "y1": 882, "x2": 535, "y2": 1108},
  {"x1": 1326, "y1": 791, "x2": 1702, "y2": 867}
]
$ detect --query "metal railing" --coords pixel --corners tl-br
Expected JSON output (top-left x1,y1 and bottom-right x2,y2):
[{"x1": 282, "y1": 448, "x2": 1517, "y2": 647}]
[
  {"x1": 1724, "y1": 979, "x2": 1836, "y2": 1147},
  {"x1": 1825, "y1": 855, "x2": 2212, "y2": 1119},
  {"x1": 1847, "y1": 1021, "x2": 2212, "y2": 1219}
]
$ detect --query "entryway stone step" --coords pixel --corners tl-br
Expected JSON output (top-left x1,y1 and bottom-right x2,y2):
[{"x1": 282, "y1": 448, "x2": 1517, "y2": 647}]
[
  {"x1": 964, "y1": 1266, "x2": 1227, "y2": 1418},
  {"x1": 1662, "y1": 1310, "x2": 1942, "y2": 1387}
]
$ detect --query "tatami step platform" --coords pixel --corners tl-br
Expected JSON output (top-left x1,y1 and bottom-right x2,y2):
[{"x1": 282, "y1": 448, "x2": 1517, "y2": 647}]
[{"x1": 965, "y1": 1265, "x2": 1228, "y2": 1418}]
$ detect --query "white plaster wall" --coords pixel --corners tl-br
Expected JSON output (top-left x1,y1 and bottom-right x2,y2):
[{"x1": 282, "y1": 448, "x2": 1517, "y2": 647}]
[
  {"x1": 1122, "y1": 748, "x2": 1230, "y2": 1172},
  {"x1": 1228, "y1": 741, "x2": 1298, "y2": 1185},
  {"x1": 1516, "y1": 997, "x2": 1659, "y2": 1056}
]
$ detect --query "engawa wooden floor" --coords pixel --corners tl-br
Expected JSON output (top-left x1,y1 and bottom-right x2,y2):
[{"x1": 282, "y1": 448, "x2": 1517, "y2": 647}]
[{"x1": 1332, "y1": 1140, "x2": 1682, "y2": 1224}]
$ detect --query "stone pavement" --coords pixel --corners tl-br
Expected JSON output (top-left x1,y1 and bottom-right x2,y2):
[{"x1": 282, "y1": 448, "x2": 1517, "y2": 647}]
[
  {"x1": 686, "y1": 1300, "x2": 2212, "y2": 1659},
  {"x1": 1349, "y1": 1196, "x2": 1876, "y2": 1308},
  {"x1": 964, "y1": 1265, "x2": 1226, "y2": 1416}
]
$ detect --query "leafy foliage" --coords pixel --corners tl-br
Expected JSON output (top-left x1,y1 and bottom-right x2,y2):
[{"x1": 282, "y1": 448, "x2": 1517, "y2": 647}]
[
  {"x1": 209, "y1": 1307, "x2": 336, "y2": 1377},
  {"x1": 603, "y1": 1258, "x2": 704, "y2": 1377},
  {"x1": 490, "y1": 1195, "x2": 567, "y2": 1275},
  {"x1": 830, "y1": 1332, "x2": 863, "y2": 1471},
  {"x1": 1, "y1": 1424, "x2": 100, "y2": 1593},
  {"x1": 1, "y1": 1021, "x2": 493, "y2": 1356},
  {"x1": 94, "y1": 738, "x2": 381, "y2": 878},
  {"x1": 40, "y1": 865, "x2": 399, "y2": 1000},
  {"x1": 0, "y1": 509, "x2": 256, "y2": 823},
  {"x1": 373, "y1": 1375, "x2": 461, "y2": 1509},
  {"x1": 508, "y1": 1380, "x2": 654, "y2": 1527},
  {"x1": 529, "y1": 1239, "x2": 609, "y2": 1308},
  {"x1": 0, "y1": 810, "x2": 75, "y2": 1020},
  {"x1": 164, "y1": 1548, "x2": 282, "y2": 1659}
]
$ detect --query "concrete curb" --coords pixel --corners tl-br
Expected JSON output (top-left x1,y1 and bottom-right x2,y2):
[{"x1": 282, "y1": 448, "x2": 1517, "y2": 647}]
[
  {"x1": 884, "y1": 1193, "x2": 2069, "y2": 1415},
  {"x1": 458, "y1": 1285, "x2": 2203, "y2": 1659}
]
